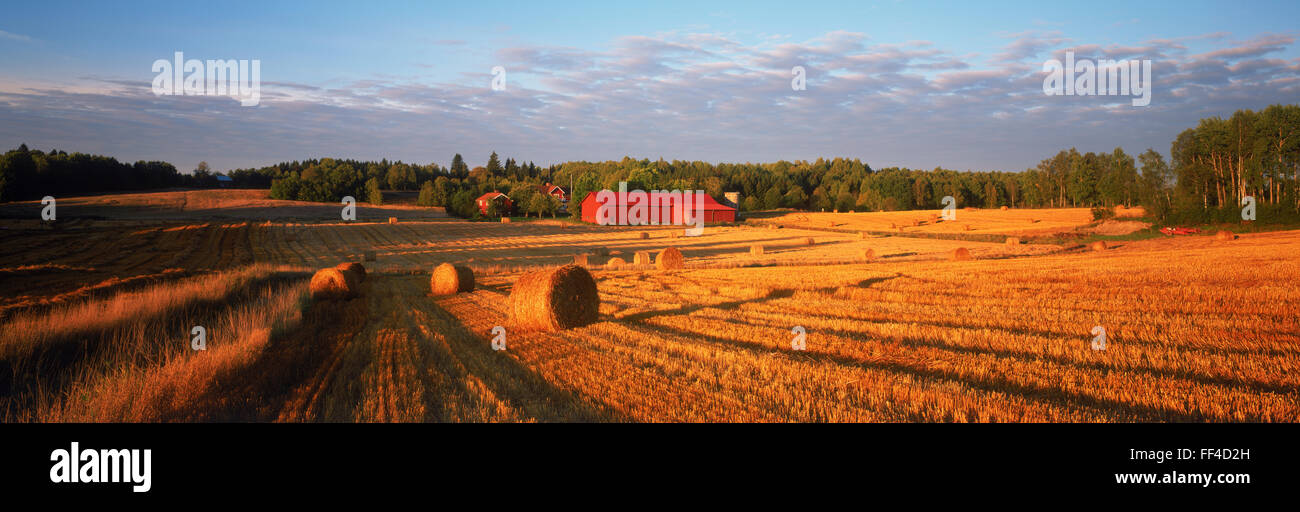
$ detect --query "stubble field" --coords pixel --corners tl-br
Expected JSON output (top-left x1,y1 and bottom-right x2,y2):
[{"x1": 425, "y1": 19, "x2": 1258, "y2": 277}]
[{"x1": 1, "y1": 190, "x2": 1296, "y2": 422}]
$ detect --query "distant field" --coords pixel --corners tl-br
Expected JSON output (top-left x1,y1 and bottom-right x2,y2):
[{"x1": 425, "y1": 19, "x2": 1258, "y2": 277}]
[
  {"x1": 756, "y1": 207, "x2": 1104, "y2": 237},
  {"x1": 1, "y1": 190, "x2": 1296, "y2": 422}
]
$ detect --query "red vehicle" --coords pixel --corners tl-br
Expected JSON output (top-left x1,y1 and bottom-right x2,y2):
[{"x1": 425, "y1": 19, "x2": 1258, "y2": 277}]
[{"x1": 1160, "y1": 227, "x2": 1201, "y2": 236}]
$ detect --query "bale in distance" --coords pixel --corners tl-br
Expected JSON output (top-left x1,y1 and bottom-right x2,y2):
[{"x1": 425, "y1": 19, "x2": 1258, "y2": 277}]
[
  {"x1": 501, "y1": 217, "x2": 511, "y2": 223},
  {"x1": 388, "y1": 217, "x2": 398, "y2": 224},
  {"x1": 803, "y1": 237, "x2": 815, "y2": 246},
  {"x1": 639, "y1": 232, "x2": 650, "y2": 239},
  {"x1": 573, "y1": 253, "x2": 588, "y2": 266},
  {"x1": 951, "y1": 247, "x2": 971, "y2": 261},
  {"x1": 750, "y1": 245, "x2": 764, "y2": 256},
  {"x1": 1215, "y1": 230, "x2": 1235, "y2": 241},
  {"x1": 605, "y1": 257, "x2": 626, "y2": 270},
  {"x1": 861, "y1": 248, "x2": 875, "y2": 261},
  {"x1": 657, "y1": 247, "x2": 684, "y2": 270},
  {"x1": 669, "y1": 230, "x2": 681, "y2": 239},
  {"x1": 430, "y1": 263, "x2": 475, "y2": 295},
  {"x1": 335, "y1": 262, "x2": 366, "y2": 282},
  {"x1": 1090, "y1": 241, "x2": 1108, "y2": 252},
  {"x1": 363, "y1": 250, "x2": 377, "y2": 262},
  {"x1": 634, "y1": 251, "x2": 652, "y2": 265},
  {"x1": 860, "y1": 231, "x2": 869, "y2": 239},
  {"x1": 1000, "y1": 206, "x2": 1009, "y2": 211},
  {"x1": 509, "y1": 264, "x2": 599, "y2": 332},
  {"x1": 310, "y1": 268, "x2": 360, "y2": 300},
  {"x1": 1005, "y1": 237, "x2": 1021, "y2": 246},
  {"x1": 963, "y1": 224, "x2": 972, "y2": 231}
]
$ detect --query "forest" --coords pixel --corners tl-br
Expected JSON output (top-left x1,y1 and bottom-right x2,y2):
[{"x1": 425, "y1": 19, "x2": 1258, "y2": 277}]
[{"x1": 2, "y1": 104, "x2": 1296, "y2": 223}]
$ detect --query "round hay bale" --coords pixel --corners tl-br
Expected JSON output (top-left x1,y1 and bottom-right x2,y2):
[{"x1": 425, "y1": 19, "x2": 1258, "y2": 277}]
[
  {"x1": 861, "y1": 248, "x2": 875, "y2": 261},
  {"x1": 573, "y1": 253, "x2": 589, "y2": 266},
  {"x1": 803, "y1": 237, "x2": 815, "y2": 246},
  {"x1": 335, "y1": 262, "x2": 366, "y2": 282},
  {"x1": 1215, "y1": 230, "x2": 1235, "y2": 241},
  {"x1": 1000, "y1": 206, "x2": 1009, "y2": 211},
  {"x1": 669, "y1": 230, "x2": 681, "y2": 239},
  {"x1": 1090, "y1": 241, "x2": 1108, "y2": 252},
  {"x1": 605, "y1": 257, "x2": 626, "y2": 270},
  {"x1": 951, "y1": 248, "x2": 971, "y2": 261},
  {"x1": 860, "y1": 231, "x2": 869, "y2": 239},
  {"x1": 827, "y1": 221, "x2": 837, "y2": 228},
  {"x1": 750, "y1": 244, "x2": 764, "y2": 256},
  {"x1": 430, "y1": 263, "x2": 475, "y2": 295},
  {"x1": 1005, "y1": 237, "x2": 1021, "y2": 246},
  {"x1": 963, "y1": 224, "x2": 972, "y2": 231},
  {"x1": 634, "y1": 251, "x2": 652, "y2": 265},
  {"x1": 509, "y1": 264, "x2": 599, "y2": 332},
  {"x1": 310, "y1": 268, "x2": 360, "y2": 300},
  {"x1": 501, "y1": 217, "x2": 511, "y2": 223},
  {"x1": 639, "y1": 232, "x2": 649, "y2": 239},
  {"x1": 363, "y1": 250, "x2": 377, "y2": 262},
  {"x1": 657, "y1": 247, "x2": 684, "y2": 270},
  {"x1": 388, "y1": 217, "x2": 398, "y2": 224}
]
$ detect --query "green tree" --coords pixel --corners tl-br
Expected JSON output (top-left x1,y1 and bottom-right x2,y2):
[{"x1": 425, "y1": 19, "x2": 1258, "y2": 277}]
[
  {"x1": 365, "y1": 177, "x2": 383, "y2": 205},
  {"x1": 486, "y1": 151, "x2": 502, "y2": 176},
  {"x1": 417, "y1": 180, "x2": 436, "y2": 206}
]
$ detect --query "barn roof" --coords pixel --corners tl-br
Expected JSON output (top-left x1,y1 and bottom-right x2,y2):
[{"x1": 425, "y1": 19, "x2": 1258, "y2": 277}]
[{"x1": 579, "y1": 191, "x2": 736, "y2": 211}]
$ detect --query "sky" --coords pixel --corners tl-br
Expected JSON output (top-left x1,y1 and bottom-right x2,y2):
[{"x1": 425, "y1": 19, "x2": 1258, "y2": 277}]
[{"x1": 0, "y1": 0, "x2": 1298, "y2": 173}]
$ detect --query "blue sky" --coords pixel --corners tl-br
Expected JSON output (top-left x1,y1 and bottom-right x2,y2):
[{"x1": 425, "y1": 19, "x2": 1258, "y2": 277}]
[{"x1": 1, "y1": 0, "x2": 1298, "y2": 172}]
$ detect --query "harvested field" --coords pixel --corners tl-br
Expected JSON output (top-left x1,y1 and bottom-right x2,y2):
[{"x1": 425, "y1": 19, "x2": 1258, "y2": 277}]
[{"x1": 2, "y1": 190, "x2": 1298, "y2": 423}]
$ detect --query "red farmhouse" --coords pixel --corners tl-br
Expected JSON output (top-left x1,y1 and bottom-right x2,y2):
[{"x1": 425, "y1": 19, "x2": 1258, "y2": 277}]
[
  {"x1": 578, "y1": 191, "x2": 736, "y2": 224},
  {"x1": 475, "y1": 191, "x2": 513, "y2": 215}
]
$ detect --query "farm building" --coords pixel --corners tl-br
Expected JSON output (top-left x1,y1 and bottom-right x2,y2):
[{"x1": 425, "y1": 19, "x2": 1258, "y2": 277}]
[
  {"x1": 578, "y1": 191, "x2": 737, "y2": 224},
  {"x1": 538, "y1": 182, "x2": 571, "y2": 211},
  {"x1": 475, "y1": 191, "x2": 513, "y2": 216}
]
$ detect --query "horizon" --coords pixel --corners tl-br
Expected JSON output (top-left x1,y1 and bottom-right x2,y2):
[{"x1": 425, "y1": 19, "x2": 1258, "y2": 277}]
[{"x1": 2, "y1": 1, "x2": 1299, "y2": 173}]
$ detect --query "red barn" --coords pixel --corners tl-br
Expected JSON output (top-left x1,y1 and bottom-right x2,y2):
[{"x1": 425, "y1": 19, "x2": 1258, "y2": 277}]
[
  {"x1": 475, "y1": 191, "x2": 512, "y2": 216},
  {"x1": 578, "y1": 191, "x2": 736, "y2": 224}
]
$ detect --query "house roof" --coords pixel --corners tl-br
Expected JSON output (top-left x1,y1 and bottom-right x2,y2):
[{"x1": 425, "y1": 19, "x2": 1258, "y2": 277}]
[
  {"x1": 476, "y1": 191, "x2": 509, "y2": 202},
  {"x1": 579, "y1": 191, "x2": 736, "y2": 211}
]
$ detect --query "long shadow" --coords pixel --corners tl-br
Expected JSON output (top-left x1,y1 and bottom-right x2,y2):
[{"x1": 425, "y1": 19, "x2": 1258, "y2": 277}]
[
  {"x1": 686, "y1": 307, "x2": 1300, "y2": 399},
  {"x1": 629, "y1": 320, "x2": 1225, "y2": 422},
  {"x1": 416, "y1": 299, "x2": 629, "y2": 422}
]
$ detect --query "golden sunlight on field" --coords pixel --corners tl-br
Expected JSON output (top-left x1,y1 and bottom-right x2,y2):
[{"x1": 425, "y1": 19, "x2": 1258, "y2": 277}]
[
  {"x1": 759, "y1": 207, "x2": 1097, "y2": 237},
  {"x1": 1, "y1": 191, "x2": 1296, "y2": 422}
]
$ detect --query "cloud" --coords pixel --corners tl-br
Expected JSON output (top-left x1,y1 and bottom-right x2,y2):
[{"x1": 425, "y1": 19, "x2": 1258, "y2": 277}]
[
  {"x1": 0, "y1": 29, "x2": 33, "y2": 42},
  {"x1": 1, "y1": 29, "x2": 1297, "y2": 174}
]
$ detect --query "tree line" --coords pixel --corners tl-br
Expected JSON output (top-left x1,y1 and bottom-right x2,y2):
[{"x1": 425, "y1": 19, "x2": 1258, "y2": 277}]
[{"x1": 4, "y1": 104, "x2": 1296, "y2": 224}]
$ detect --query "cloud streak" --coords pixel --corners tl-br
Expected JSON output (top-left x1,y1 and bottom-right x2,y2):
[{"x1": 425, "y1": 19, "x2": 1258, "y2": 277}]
[{"x1": 1, "y1": 30, "x2": 1297, "y2": 173}]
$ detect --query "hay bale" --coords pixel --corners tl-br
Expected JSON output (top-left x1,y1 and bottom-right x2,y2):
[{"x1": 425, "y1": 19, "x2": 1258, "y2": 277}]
[
  {"x1": 388, "y1": 217, "x2": 398, "y2": 224},
  {"x1": 861, "y1": 248, "x2": 875, "y2": 261},
  {"x1": 951, "y1": 248, "x2": 971, "y2": 261},
  {"x1": 963, "y1": 224, "x2": 972, "y2": 231},
  {"x1": 430, "y1": 263, "x2": 474, "y2": 295},
  {"x1": 1028, "y1": 218, "x2": 1038, "y2": 224},
  {"x1": 1005, "y1": 237, "x2": 1021, "y2": 246},
  {"x1": 634, "y1": 251, "x2": 652, "y2": 265},
  {"x1": 1215, "y1": 230, "x2": 1235, "y2": 241},
  {"x1": 335, "y1": 262, "x2": 366, "y2": 282},
  {"x1": 509, "y1": 265, "x2": 599, "y2": 332},
  {"x1": 573, "y1": 253, "x2": 588, "y2": 266},
  {"x1": 803, "y1": 237, "x2": 815, "y2": 246},
  {"x1": 1090, "y1": 241, "x2": 1108, "y2": 252},
  {"x1": 827, "y1": 221, "x2": 837, "y2": 228},
  {"x1": 501, "y1": 217, "x2": 511, "y2": 223},
  {"x1": 639, "y1": 232, "x2": 649, "y2": 239},
  {"x1": 669, "y1": 230, "x2": 680, "y2": 239},
  {"x1": 750, "y1": 245, "x2": 764, "y2": 256},
  {"x1": 860, "y1": 231, "x2": 869, "y2": 239},
  {"x1": 363, "y1": 250, "x2": 377, "y2": 262},
  {"x1": 310, "y1": 268, "x2": 360, "y2": 300},
  {"x1": 1000, "y1": 206, "x2": 1009, "y2": 211},
  {"x1": 605, "y1": 257, "x2": 626, "y2": 270},
  {"x1": 657, "y1": 247, "x2": 684, "y2": 270}
]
